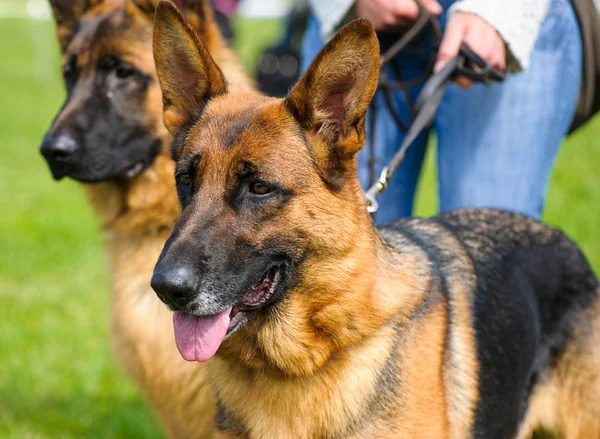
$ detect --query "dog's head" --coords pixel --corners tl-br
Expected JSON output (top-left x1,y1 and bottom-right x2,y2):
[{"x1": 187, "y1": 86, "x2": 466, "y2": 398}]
[
  {"x1": 41, "y1": 0, "x2": 217, "y2": 182},
  {"x1": 150, "y1": 2, "x2": 380, "y2": 375}
]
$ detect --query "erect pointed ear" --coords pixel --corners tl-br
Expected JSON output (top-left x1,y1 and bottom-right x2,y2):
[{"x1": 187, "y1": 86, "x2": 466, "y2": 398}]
[
  {"x1": 152, "y1": 0, "x2": 227, "y2": 135},
  {"x1": 48, "y1": 0, "x2": 101, "y2": 51},
  {"x1": 286, "y1": 19, "x2": 380, "y2": 158}
]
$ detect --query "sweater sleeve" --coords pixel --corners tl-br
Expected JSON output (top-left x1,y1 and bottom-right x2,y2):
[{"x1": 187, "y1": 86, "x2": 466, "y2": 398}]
[
  {"x1": 448, "y1": 0, "x2": 550, "y2": 71},
  {"x1": 307, "y1": 0, "x2": 356, "y2": 41}
]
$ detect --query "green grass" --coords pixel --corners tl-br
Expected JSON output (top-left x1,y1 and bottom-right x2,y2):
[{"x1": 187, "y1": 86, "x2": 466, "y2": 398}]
[{"x1": 1, "y1": 12, "x2": 599, "y2": 439}]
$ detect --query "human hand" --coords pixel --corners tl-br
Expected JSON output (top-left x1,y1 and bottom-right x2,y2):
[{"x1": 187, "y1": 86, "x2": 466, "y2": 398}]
[
  {"x1": 435, "y1": 12, "x2": 506, "y2": 88},
  {"x1": 354, "y1": 0, "x2": 442, "y2": 31}
]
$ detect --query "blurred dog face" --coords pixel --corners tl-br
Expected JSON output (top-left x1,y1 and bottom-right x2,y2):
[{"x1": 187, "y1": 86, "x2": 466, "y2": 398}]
[
  {"x1": 41, "y1": 0, "x2": 169, "y2": 182},
  {"x1": 150, "y1": 2, "x2": 380, "y2": 372}
]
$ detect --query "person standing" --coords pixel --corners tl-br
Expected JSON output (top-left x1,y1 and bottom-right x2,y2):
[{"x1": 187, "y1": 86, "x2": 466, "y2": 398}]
[{"x1": 302, "y1": 0, "x2": 583, "y2": 223}]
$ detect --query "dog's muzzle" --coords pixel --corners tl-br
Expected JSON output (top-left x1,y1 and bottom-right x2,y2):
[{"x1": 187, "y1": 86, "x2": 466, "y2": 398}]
[{"x1": 40, "y1": 132, "x2": 78, "y2": 180}]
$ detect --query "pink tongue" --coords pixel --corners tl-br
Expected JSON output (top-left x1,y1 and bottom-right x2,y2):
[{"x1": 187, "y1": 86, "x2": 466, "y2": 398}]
[{"x1": 172, "y1": 308, "x2": 232, "y2": 362}]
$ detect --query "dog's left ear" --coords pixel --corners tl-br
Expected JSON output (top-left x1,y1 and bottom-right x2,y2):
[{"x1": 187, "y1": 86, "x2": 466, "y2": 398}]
[
  {"x1": 286, "y1": 19, "x2": 380, "y2": 157},
  {"x1": 152, "y1": 1, "x2": 227, "y2": 141}
]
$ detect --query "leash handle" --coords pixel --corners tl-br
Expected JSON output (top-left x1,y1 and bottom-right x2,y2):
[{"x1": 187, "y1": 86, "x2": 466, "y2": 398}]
[{"x1": 456, "y1": 44, "x2": 507, "y2": 84}]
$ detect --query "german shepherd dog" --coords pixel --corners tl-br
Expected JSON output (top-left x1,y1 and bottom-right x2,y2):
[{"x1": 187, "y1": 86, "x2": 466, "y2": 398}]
[
  {"x1": 150, "y1": 2, "x2": 600, "y2": 438},
  {"x1": 40, "y1": 0, "x2": 252, "y2": 437}
]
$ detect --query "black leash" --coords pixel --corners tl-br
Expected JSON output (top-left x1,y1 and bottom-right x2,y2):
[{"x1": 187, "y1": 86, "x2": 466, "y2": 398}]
[{"x1": 365, "y1": 8, "x2": 506, "y2": 214}]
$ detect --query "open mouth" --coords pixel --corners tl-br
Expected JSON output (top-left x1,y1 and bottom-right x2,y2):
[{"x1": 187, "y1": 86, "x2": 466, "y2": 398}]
[
  {"x1": 172, "y1": 265, "x2": 284, "y2": 362},
  {"x1": 227, "y1": 264, "x2": 283, "y2": 334}
]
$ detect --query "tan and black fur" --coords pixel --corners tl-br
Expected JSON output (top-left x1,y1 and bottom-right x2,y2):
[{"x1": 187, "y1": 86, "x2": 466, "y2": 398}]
[
  {"x1": 41, "y1": 0, "x2": 253, "y2": 437},
  {"x1": 150, "y1": 3, "x2": 600, "y2": 437}
]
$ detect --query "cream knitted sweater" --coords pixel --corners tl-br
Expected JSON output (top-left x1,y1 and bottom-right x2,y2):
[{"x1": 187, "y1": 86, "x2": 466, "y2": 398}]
[{"x1": 308, "y1": 0, "x2": 551, "y2": 71}]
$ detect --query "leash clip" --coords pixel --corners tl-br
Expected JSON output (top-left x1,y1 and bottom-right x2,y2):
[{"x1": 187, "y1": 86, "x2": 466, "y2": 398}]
[{"x1": 365, "y1": 167, "x2": 389, "y2": 213}]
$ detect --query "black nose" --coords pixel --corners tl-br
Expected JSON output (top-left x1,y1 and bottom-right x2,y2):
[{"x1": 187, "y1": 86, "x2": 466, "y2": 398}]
[
  {"x1": 40, "y1": 133, "x2": 77, "y2": 163},
  {"x1": 151, "y1": 264, "x2": 198, "y2": 309}
]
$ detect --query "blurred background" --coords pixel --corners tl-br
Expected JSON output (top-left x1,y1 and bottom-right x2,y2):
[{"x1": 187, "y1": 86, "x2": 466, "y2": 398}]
[{"x1": 0, "y1": 0, "x2": 599, "y2": 437}]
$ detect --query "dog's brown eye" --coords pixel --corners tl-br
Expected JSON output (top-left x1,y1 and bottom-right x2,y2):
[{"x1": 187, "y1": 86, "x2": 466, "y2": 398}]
[
  {"x1": 116, "y1": 65, "x2": 136, "y2": 79},
  {"x1": 97, "y1": 55, "x2": 119, "y2": 72},
  {"x1": 178, "y1": 173, "x2": 191, "y2": 185},
  {"x1": 249, "y1": 182, "x2": 273, "y2": 195}
]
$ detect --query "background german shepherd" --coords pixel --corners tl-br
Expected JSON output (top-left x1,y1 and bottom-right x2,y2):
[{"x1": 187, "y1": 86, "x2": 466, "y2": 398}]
[
  {"x1": 151, "y1": 2, "x2": 600, "y2": 437},
  {"x1": 41, "y1": 0, "x2": 253, "y2": 437}
]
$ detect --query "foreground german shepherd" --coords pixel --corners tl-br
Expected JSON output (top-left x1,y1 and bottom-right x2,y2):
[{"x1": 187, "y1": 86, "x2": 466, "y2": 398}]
[
  {"x1": 150, "y1": 3, "x2": 600, "y2": 438},
  {"x1": 40, "y1": 0, "x2": 252, "y2": 436}
]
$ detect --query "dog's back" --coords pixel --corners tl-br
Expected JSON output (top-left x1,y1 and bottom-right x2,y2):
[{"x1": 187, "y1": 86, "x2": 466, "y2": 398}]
[{"x1": 381, "y1": 208, "x2": 600, "y2": 438}]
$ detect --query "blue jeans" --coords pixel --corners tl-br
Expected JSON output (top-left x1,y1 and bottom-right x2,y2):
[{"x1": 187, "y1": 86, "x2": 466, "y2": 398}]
[{"x1": 301, "y1": 0, "x2": 582, "y2": 223}]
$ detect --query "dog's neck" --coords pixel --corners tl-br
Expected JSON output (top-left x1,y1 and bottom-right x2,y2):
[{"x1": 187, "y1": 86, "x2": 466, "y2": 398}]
[{"x1": 82, "y1": 148, "x2": 180, "y2": 241}]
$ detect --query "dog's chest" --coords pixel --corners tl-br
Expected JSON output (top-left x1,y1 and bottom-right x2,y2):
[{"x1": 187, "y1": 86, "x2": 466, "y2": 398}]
[{"x1": 211, "y1": 311, "x2": 450, "y2": 439}]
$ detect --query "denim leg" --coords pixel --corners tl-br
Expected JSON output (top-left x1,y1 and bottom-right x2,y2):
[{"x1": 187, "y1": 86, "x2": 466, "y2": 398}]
[
  {"x1": 435, "y1": 0, "x2": 582, "y2": 220},
  {"x1": 300, "y1": 15, "x2": 323, "y2": 74},
  {"x1": 301, "y1": 15, "x2": 432, "y2": 223}
]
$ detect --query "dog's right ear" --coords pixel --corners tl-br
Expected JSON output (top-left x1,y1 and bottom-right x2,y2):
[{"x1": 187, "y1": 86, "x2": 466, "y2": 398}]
[
  {"x1": 286, "y1": 19, "x2": 379, "y2": 162},
  {"x1": 48, "y1": 0, "x2": 99, "y2": 51},
  {"x1": 153, "y1": 1, "x2": 227, "y2": 141}
]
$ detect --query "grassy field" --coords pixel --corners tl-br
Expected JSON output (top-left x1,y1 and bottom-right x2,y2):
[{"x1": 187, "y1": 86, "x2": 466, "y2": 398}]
[{"x1": 1, "y1": 11, "x2": 599, "y2": 439}]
